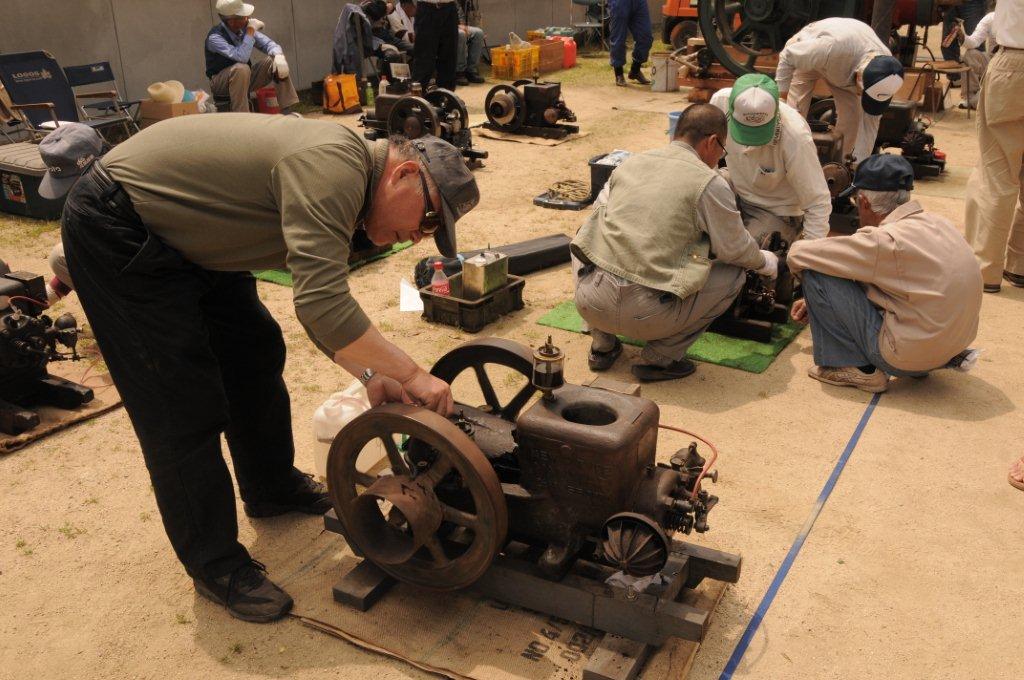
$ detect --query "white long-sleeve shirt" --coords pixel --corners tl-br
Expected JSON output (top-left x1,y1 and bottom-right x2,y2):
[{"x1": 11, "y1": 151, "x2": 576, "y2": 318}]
[
  {"x1": 994, "y1": 0, "x2": 1024, "y2": 49},
  {"x1": 963, "y1": 12, "x2": 995, "y2": 51},
  {"x1": 388, "y1": 5, "x2": 414, "y2": 38},
  {"x1": 710, "y1": 88, "x2": 832, "y2": 240},
  {"x1": 775, "y1": 18, "x2": 891, "y2": 94}
]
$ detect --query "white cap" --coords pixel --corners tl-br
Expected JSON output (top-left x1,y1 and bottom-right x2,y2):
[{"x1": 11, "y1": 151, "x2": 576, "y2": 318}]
[
  {"x1": 216, "y1": 0, "x2": 255, "y2": 17},
  {"x1": 864, "y1": 73, "x2": 903, "y2": 102},
  {"x1": 731, "y1": 86, "x2": 777, "y2": 128}
]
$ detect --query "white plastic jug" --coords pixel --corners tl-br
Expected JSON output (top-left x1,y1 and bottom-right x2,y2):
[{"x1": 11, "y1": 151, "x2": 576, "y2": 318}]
[{"x1": 312, "y1": 380, "x2": 380, "y2": 480}]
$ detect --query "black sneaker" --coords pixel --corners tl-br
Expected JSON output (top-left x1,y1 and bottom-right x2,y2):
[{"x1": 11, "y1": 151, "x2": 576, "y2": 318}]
[
  {"x1": 243, "y1": 469, "x2": 332, "y2": 518},
  {"x1": 589, "y1": 339, "x2": 623, "y2": 371},
  {"x1": 631, "y1": 358, "x2": 697, "y2": 382},
  {"x1": 983, "y1": 283, "x2": 1002, "y2": 294},
  {"x1": 194, "y1": 559, "x2": 293, "y2": 623},
  {"x1": 466, "y1": 71, "x2": 486, "y2": 84},
  {"x1": 455, "y1": 72, "x2": 470, "y2": 86},
  {"x1": 1004, "y1": 270, "x2": 1024, "y2": 288}
]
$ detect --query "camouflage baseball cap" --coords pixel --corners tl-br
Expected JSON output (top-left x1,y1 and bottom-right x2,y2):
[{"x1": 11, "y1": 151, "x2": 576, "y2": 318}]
[{"x1": 410, "y1": 135, "x2": 480, "y2": 257}]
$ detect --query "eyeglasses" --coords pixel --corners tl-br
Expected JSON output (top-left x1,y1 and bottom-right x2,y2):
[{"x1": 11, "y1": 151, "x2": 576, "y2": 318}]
[
  {"x1": 417, "y1": 165, "x2": 444, "y2": 236},
  {"x1": 712, "y1": 134, "x2": 727, "y2": 158}
]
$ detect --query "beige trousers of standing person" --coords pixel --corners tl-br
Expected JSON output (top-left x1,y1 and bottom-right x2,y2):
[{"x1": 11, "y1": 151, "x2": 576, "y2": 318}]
[
  {"x1": 787, "y1": 71, "x2": 880, "y2": 162},
  {"x1": 209, "y1": 58, "x2": 299, "y2": 113},
  {"x1": 962, "y1": 48, "x2": 990, "y2": 110},
  {"x1": 574, "y1": 259, "x2": 745, "y2": 367},
  {"x1": 964, "y1": 48, "x2": 1024, "y2": 286}
]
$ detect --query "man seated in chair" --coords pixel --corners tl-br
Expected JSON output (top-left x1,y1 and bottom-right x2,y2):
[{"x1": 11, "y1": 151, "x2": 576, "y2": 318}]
[
  {"x1": 788, "y1": 155, "x2": 982, "y2": 393},
  {"x1": 455, "y1": 0, "x2": 486, "y2": 85},
  {"x1": 206, "y1": 0, "x2": 299, "y2": 112},
  {"x1": 571, "y1": 105, "x2": 778, "y2": 382}
]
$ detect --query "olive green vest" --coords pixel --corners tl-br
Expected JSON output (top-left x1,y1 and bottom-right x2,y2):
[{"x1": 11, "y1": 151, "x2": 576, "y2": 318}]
[{"x1": 572, "y1": 143, "x2": 716, "y2": 300}]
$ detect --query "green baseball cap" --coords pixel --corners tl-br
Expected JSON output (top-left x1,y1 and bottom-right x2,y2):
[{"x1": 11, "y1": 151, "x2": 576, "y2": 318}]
[{"x1": 727, "y1": 74, "x2": 780, "y2": 147}]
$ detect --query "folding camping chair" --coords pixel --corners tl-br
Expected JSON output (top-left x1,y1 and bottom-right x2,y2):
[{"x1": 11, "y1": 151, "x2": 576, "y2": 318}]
[
  {"x1": 570, "y1": 0, "x2": 608, "y2": 51},
  {"x1": 0, "y1": 51, "x2": 138, "y2": 143},
  {"x1": 63, "y1": 61, "x2": 141, "y2": 131}
]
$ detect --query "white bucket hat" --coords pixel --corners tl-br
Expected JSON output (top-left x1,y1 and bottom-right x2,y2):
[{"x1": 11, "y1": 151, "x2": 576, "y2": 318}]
[
  {"x1": 216, "y1": 0, "x2": 255, "y2": 17},
  {"x1": 147, "y1": 80, "x2": 186, "y2": 104}
]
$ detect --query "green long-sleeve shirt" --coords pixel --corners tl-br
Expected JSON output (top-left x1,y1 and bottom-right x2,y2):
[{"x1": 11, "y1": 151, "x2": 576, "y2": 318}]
[{"x1": 102, "y1": 113, "x2": 387, "y2": 355}]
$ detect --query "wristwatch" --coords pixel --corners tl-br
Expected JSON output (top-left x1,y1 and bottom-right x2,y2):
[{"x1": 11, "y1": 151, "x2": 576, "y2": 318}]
[{"x1": 358, "y1": 368, "x2": 376, "y2": 385}]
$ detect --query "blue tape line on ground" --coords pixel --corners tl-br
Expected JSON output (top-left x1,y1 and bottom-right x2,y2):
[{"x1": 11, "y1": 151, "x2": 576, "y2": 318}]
[{"x1": 719, "y1": 392, "x2": 882, "y2": 680}]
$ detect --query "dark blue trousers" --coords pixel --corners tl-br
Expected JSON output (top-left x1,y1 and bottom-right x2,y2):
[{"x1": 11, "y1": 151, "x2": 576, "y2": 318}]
[{"x1": 609, "y1": 0, "x2": 653, "y2": 69}]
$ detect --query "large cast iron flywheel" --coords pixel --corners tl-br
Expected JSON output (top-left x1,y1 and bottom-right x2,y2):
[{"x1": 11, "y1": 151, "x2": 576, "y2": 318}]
[{"x1": 327, "y1": 403, "x2": 507, "y2": 590}]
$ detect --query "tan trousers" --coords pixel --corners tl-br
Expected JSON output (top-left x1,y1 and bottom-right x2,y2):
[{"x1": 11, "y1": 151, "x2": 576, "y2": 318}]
[
  {"x1": 209, "y1": 58, "x2": 299, "y2": 113},
  {"x1": 964, "y1": 49, "x2": 1024, "y2": 285},
  {"x1": 787, "y1": 70, "x2": 880, "y2": 162},
  {"x1": 737, "y1": 197, "x2": 804, "y2": 245},
  {"x1": 962, "y1": 48, "x2": 989, "y2": 109},
  {"x1": 573, "y1": 258, "x2": 745, "y2": 366}
]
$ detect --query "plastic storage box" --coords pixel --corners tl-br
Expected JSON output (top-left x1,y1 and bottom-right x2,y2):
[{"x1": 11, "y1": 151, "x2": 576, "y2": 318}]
[{"x1": 419, "y1": 273, "x2": 525, "y2": 333}]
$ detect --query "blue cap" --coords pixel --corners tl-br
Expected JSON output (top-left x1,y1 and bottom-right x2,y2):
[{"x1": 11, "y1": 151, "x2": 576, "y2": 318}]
[
  {"x1": 861, "y1": 55, "x2": 904, "y2": 115},
  {"x1": 852, "y1": 154, "x2": 915, "y2": 192},
  {"x1": 38, "y1": 123, "x2": 104, "y2": 200}
]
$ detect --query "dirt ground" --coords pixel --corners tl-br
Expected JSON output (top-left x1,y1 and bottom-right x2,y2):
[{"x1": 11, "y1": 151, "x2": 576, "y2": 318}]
[{"x1": 2, "y1": 49, "x2": 1023, "y2": 680}]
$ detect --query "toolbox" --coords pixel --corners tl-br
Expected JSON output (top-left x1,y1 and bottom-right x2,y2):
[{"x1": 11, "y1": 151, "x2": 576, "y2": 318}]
[
  {"x1": 419, "y1": 273, "x2": 525, "y2": 333},
  {"x1": 0, "y1": 142, "x2": 65, "y2": 220}
]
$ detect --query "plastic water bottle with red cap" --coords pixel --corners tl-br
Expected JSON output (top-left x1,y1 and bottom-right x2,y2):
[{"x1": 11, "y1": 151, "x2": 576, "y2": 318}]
[{"x1": 430, "y1": 260, "x2": 451, "y2": 296}]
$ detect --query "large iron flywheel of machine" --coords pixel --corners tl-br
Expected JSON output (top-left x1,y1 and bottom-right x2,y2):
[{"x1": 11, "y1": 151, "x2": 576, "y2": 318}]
[
  {"x1": 327, "y1": 403, "x2": 508, "y2": 590},
  {"x1": 430, "y1": 337, "x2": 538, "y2": 422},
  {"x1": 425, "y1": 88, "x2": 469, "y2": 134},
  {"x1": 697, "y1": 0, "x2": 815, "y2": 76},
  {"x1": 484, "y1": 84, "x2": 526, "y2": 132},
  {"x1": 387, "y1": 95, "x2": 442, "y2": 139}
]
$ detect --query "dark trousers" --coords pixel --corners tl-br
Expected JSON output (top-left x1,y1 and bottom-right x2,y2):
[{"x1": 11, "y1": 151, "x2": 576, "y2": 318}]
[
  {"x1": 412, "y1": 1, "x2": 459, "y2": 90},
  {"x1": 941, "y1": 0, "x2": 989, "y2": 66},
  {"x1": 609, "y1": 0, "x2": 653, "y2": 69},
  {"x1": 61, "y1": 165, "x2": 297, "y2": 580}
]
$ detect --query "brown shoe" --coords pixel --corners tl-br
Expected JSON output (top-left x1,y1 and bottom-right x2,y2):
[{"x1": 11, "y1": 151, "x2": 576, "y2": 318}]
[{"x1": 807, "y1": 365, "x2": 888, "y2": 393}]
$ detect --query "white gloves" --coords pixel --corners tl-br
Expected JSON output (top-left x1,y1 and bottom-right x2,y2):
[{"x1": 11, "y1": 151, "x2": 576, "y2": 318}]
[
  {"x1": 248, "y1": 17, "x2": 265, "y2": 32},
  {"x1": 755, "y1": 250, "x2": 779, "y2": 279},
  {"x1": 273, "y1": 54, "x2": 289, "y2": 79}
]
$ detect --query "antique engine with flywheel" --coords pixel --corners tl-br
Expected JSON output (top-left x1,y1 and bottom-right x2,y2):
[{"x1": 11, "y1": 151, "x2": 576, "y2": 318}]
[{"x1": 326, "y1": 337, "x2": 729, "y2": 590}]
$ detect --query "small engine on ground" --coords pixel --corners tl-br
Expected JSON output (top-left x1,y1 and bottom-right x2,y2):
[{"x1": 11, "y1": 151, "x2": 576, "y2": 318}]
[
  {"x1": 483, "y1": 78, "x2": 578, "y2": 140},
  {"x1": 326, "y1": 337, "x2": 731, "y2": 588},
  {"x1": 359, "y1": 79, "x2": 487, "y2": 164},
  {"x1": 0, "y1": 263, "x2": 92, "y2": 435},
  {"x1": 710, "y1": 231, "x2": 795, "y2": 343}
]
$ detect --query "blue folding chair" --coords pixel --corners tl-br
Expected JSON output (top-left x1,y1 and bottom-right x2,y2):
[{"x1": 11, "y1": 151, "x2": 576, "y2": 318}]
[{"x1": 0, "y1": 51, "x2": 137, "y2": 142}]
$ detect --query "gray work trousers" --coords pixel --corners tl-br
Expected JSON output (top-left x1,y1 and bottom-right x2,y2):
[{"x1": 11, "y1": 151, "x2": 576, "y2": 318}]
[
  {"x1": 802, "y1": 269, "x2": 928, "y2": 377},
  {"x1": 737, "y1": 197, "x2": 804, "y2": 245},
  {"x1": 574, "y1": 257, "x2": 745, "y2": 366},
  {"x1": 209, "y1": 58, "x2": 299, "y2": 113},
  {"x1": 962, "y1": 48, "x2": 989, "y2": 109},
  {"x1": 457, "y1": 25, "x2": 485, "y2": 74}
]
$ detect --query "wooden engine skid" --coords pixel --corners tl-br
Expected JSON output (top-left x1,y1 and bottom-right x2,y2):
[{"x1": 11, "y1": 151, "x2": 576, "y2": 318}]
[{"x1": 322, "y1": 338, "x2": 740, "y2": 679}]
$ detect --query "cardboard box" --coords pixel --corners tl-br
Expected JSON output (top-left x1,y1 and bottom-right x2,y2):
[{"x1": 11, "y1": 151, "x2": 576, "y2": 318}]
[
  {"x1": 531, "y1": 39, "x2": 565, "y2": 74},
  {"x1": 138, "y1": 99, "x2": 199, "y2": 128}
]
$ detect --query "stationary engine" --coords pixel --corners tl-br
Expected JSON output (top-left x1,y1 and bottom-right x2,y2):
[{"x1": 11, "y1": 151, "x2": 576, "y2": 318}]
[
  {"x1": 483, "y1": 79, "x2": 578, "y2": 140},
  {"x1": 709, "y1": 231, "x2": 795, "y2": 342},
  {"x1": 360, "y1": 79, "x2": 487, "y2": 163},
  {"x1": 0, "y1": 264, "x2": 91, "y2": 435},
  {"x1": 326, "y1": 338, "x2": 724, "y2": 589}
]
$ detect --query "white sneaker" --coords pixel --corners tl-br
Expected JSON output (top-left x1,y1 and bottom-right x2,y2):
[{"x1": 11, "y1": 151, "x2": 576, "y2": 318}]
[{"x1": 808, "y1": 365, "x2": 889, "y2": 393}]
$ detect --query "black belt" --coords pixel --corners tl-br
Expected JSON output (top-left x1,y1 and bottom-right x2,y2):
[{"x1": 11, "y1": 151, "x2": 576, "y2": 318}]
[{"x1": 86, "y1": 162, "x2": 136, "y2": 216}]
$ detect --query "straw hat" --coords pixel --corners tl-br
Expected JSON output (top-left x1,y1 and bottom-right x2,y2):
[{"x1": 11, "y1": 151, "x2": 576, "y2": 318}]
[{"x1": 147, "y1": 80, "x2": 185, "y2": 104}]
